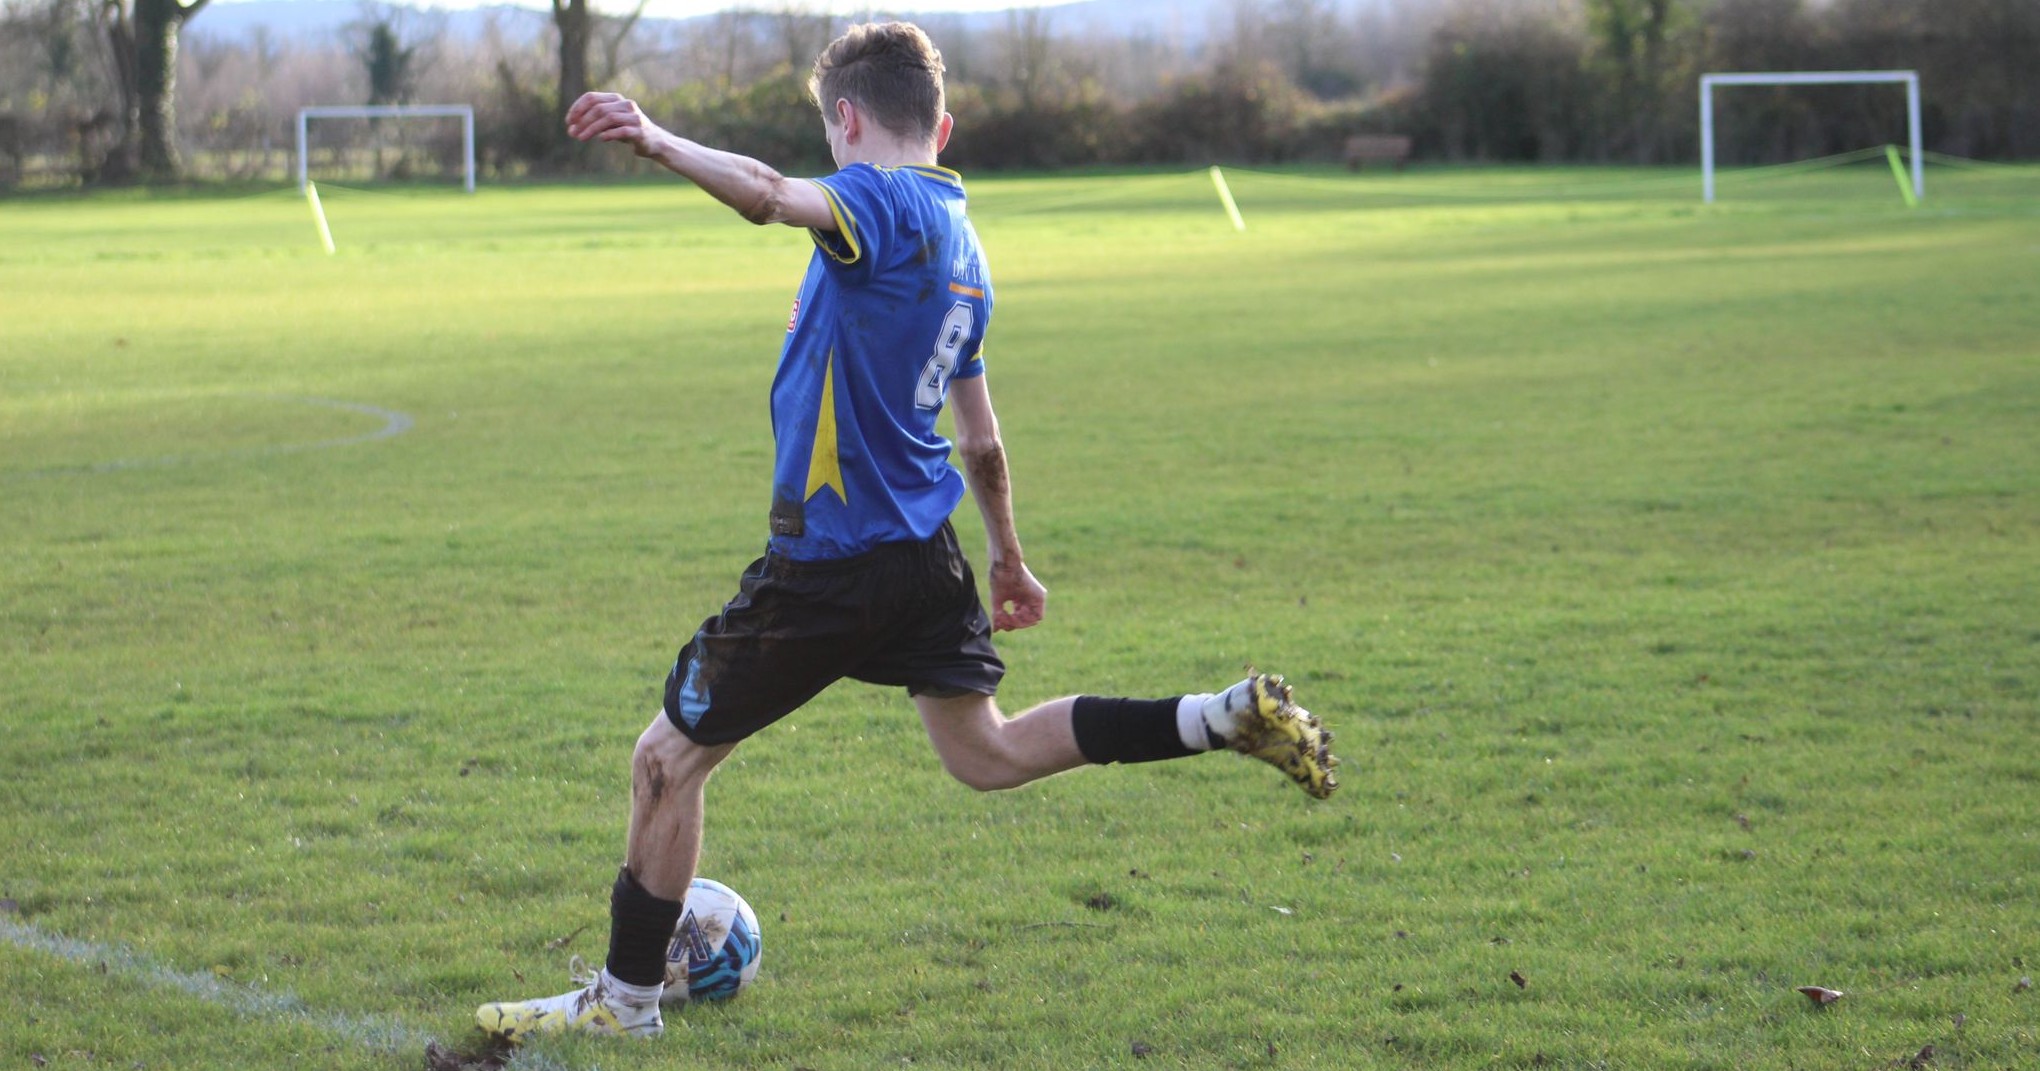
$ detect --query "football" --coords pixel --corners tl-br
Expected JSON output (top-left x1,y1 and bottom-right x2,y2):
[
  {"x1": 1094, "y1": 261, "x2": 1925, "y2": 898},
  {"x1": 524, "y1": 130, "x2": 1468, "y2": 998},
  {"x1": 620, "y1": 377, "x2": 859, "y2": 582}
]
[{"x1": 662, "y1": 877, "x2": 762, "y2": 1004}]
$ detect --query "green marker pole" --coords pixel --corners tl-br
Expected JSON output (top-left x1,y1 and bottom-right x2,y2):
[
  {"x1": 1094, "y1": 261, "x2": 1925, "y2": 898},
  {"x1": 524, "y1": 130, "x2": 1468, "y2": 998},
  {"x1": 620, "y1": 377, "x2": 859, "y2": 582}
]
[
  {"x1": 1884, "y1": 145, "x2": 1919, "y2": 209},
  {"x1": 306, "y1": 180, "x2": 337, "y2": 253},
  {"x1": 1209, "y1": 166, "x2": 1247, "y2": 232}
]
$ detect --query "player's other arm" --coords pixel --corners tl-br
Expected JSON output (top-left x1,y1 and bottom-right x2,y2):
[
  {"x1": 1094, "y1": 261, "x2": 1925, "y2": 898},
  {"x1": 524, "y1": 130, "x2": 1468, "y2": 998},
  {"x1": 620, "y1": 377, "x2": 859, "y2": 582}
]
[
  {"x1": 566, "y1": 92, "x2": 835, "y2": 231},
  {"x1": 948, "y1": 374, "x2": 1046, "y2": 632}
]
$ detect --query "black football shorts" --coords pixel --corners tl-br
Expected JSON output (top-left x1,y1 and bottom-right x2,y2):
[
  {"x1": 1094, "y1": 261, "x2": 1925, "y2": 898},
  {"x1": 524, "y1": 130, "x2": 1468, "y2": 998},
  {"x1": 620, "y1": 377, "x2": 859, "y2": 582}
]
[{"x1": 662, "y1": 521, "x2": 1006, "y2": 745}]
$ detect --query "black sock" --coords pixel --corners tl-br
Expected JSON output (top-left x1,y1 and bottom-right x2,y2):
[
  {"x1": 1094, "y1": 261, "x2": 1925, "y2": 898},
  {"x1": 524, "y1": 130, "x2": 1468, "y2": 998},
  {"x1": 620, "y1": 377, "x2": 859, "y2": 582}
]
[
  {"x1": 1070, "y1": 695, "x2": 1196, "y2": 765},
  {"x1": 606, "y1": 866, "x2": 684, "y2": 989}
]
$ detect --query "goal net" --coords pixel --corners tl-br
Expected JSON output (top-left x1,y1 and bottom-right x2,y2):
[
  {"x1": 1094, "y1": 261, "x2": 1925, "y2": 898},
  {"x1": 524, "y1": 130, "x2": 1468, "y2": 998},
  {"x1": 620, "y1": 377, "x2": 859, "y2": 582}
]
[
  {"x1": 1699, "y1": 71, "x2": 1923, "y2": 203},
  {"x1": 296, "y1": 105, "x2": 476, "y2": 193}
]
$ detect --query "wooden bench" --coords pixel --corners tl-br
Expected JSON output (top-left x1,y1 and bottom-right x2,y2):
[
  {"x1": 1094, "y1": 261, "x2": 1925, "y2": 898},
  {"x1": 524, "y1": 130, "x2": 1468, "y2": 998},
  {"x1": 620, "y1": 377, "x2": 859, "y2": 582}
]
[{"x1": 1343, "y1": 134, "x2": 1413, "y2": 171}]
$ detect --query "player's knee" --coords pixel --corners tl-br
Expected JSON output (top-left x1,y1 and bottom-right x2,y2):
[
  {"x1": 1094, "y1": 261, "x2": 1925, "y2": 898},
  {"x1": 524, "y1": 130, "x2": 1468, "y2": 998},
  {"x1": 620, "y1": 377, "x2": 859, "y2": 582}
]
[
  {"x1": 919, "y1": 694, "x2": 1038, "y2": 791},
  {"x1": 632, "y1": 714, "x2": 724, "y2": 799}
]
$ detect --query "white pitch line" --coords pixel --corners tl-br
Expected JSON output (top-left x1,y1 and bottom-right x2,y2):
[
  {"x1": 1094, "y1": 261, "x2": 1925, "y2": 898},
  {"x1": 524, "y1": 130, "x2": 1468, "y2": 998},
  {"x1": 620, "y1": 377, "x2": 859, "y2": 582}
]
[
  {"x1": 1, "y1": 917, "x2": 436, "y2": 1055},
  {"x1": 6, "y1": 395, "x2": 415, "y2": 480},
  {"x1": 2, "y1": 917, "x2": 594, "y2": 1069}
]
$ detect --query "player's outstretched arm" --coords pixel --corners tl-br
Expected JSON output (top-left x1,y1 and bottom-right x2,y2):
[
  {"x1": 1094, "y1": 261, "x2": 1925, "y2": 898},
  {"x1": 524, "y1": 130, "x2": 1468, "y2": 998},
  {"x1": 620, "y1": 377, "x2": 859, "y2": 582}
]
[
  {"x1": 948, "y1": 374, "x2": 1045, "y2": 632},
  {"x1": 566, "y1": 91, "x2": 835, "y2": 231}
]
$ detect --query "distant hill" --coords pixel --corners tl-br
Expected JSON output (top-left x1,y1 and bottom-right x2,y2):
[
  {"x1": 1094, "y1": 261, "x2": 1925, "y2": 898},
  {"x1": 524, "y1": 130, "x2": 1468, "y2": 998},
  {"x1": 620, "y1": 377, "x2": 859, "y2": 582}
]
[
  {"x1": 189, "y1": 2, "x2": 545, "y2": 44},
  {"x1": 186, "y1": 0, "x2": 1277, "y2": 48}
]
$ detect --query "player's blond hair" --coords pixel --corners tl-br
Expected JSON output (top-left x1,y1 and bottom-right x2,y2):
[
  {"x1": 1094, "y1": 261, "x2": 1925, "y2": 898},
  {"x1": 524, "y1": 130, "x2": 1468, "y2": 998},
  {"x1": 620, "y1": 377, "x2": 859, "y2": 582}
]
[{"x1": 808, "y1": 22, "x2": 946, "y2": 143}]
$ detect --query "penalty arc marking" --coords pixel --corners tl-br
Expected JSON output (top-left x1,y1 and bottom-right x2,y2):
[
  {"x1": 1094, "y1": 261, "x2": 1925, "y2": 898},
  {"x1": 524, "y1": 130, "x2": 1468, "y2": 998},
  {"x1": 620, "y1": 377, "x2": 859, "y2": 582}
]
[{"x1": 7, "y1": 396, "x2": 415, "y2": 480}]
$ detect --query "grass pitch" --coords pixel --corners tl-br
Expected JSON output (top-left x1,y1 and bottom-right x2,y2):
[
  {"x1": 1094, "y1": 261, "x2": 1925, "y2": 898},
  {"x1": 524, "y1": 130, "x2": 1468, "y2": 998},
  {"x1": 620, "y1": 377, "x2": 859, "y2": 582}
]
[{"x1": 2, "y1": 161, "x2": 2037, "y2": 1070}]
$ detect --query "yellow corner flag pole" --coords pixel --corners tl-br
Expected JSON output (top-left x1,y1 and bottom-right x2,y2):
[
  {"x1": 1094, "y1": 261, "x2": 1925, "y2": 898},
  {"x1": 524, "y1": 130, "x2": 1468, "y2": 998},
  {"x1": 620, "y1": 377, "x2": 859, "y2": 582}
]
[
  {"x1": 1209, "y1": 166, "x2": 1247, "y2": 232},
  {"x1": 1883, "y1": 145, "x2": 1919, "y2": 209},
  {"x1": 305, "y1": 180, "x2": 337, "y2": 254}
]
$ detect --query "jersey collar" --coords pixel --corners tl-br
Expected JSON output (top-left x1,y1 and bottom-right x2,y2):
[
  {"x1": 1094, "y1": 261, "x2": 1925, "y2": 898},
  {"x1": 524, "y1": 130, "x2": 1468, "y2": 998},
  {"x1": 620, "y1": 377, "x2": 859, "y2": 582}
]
[{"x1": 897, "y1": 163, "x2": 964, "y2": 188}]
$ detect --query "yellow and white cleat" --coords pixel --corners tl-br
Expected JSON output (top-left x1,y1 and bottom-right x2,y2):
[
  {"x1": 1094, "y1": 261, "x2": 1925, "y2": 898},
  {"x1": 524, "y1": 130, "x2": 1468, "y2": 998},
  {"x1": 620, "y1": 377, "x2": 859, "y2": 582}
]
[
  {"x1": 476, "y1": 959, "x2": 663, "y2": 1041},
  {"x1": 1207, "y1": 673, "x2": 1341, "y2": 799}
]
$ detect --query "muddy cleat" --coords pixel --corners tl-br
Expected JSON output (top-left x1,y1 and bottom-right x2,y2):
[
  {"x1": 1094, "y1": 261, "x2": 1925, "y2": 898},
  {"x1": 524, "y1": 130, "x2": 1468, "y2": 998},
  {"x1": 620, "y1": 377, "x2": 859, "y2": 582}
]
[
  {"x1": 1206, "y1": 673, "x2": 1341, "y2": 799},
  {"x1": 476, "y1": 958, "x2": 663, "y2": 1042}
]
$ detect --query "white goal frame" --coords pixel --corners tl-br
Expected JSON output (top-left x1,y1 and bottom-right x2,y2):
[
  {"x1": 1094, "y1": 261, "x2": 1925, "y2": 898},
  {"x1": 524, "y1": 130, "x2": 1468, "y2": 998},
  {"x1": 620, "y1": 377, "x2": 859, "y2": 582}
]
[
  {"x1": 1700, "y1": 71, "x2": 1922, "y2": 203},
  {"x1": 296, "y1": 105, "x2": 476, "y2": 193}
]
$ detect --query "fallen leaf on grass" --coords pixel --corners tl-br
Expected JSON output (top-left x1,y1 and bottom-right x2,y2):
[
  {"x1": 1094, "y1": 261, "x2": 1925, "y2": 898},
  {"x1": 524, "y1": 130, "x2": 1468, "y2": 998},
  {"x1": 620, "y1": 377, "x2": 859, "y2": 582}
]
[{"x1": 1796, "y1": 986, "x2": 1844, "y2": 1006}]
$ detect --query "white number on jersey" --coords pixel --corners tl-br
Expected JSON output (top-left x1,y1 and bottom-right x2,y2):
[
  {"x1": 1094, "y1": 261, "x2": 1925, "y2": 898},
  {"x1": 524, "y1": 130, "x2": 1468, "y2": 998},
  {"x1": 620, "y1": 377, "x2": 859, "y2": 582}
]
[{"x1": 915, "y1": 300, "x2": 975, "y2": 410}]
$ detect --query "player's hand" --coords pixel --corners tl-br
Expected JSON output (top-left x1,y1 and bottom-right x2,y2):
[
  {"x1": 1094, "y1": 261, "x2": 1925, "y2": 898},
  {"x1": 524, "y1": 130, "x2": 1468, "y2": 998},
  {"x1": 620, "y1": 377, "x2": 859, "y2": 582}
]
[
  {"x1": 988, "y1": 560, "x2": 1046, "y2": 632},
  {"x1": 565, "y1": 91, "x2": 662, "y2": 157}
]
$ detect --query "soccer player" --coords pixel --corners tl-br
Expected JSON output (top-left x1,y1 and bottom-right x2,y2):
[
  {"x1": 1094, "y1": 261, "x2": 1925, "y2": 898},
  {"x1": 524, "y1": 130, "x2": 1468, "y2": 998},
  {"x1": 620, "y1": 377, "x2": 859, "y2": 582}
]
[{"x1": 476, "y1": 21, "x2": 1340, "y2": 1040}]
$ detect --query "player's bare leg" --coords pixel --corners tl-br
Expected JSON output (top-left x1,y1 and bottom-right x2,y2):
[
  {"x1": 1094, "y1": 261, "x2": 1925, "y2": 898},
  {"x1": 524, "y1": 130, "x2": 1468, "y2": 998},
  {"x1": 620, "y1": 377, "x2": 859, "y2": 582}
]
[
  {"x1": 475, "y1": 716, "x2": 733, "y2": 1041},
  {"x1": 626, "y1": 715, "x2": 736, "y2": 899},
  {"x1": 916, "y1": 674, "x2": 1338, "y2": 798},
  {"x1": 915, "y1": 693, "x2": 1088, "y2": 790}
]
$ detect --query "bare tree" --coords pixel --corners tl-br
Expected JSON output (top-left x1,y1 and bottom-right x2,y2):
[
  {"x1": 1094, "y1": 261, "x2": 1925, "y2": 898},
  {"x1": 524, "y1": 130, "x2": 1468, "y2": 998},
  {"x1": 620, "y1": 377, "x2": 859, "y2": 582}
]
[
  {"x1": 1587, "y1": 0, "x2": 1688, "y2": 161},
  {"x1": 999, "y1": 7, "x2": 1054, "y2": 108},
  {"x1": 595, "y1": 0, "x2": 653, "y2": 85},
  {"x1": 550, "y1": 0, "x2": 647, "y2": 164},
  {"x1": 1265, "y1": 0, "x2": 1357, "y2": 99},
  {"x1": 99, "y1": 0, "x2": 209, "y2": 182},
  {"x1": 771, "y1": 5, "x2": 831, "y2": 79}
]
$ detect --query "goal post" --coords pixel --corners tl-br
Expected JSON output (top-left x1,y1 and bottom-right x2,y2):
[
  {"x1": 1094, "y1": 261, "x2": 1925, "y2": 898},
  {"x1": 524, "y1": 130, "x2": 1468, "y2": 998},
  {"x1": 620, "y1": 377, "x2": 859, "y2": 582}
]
[
  {"x1": 1699, "y1": 71, "x2": 1922, "y2": 204},
  {"x1": 296, "y1": 105, "x2": 477, "y2": 193}
]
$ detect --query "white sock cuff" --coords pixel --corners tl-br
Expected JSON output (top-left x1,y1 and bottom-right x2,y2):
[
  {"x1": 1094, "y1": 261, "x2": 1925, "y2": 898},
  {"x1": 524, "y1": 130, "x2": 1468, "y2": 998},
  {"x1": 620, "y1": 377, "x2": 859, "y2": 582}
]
[
  {"x1": 1177, "y1": 694, "x2": 1216, "y2": 751},
  {"x1": 602, "y1": 969, "x2": 664, "y2": 1005}
]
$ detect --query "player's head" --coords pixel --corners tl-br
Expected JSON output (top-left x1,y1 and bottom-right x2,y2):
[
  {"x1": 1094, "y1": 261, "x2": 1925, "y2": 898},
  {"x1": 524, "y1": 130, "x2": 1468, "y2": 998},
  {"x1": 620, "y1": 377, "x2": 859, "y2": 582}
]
[{"x1": 809, "y1": 22, "x2": 948, "y2": 152}]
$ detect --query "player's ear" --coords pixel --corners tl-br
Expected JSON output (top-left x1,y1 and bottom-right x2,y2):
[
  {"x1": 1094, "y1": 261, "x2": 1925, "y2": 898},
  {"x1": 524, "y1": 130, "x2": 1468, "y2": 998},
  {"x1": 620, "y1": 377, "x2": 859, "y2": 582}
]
[
  {"x1": 835, "y1": 98, "x2": 859, "y2": 142},
  {"x1": 934, "y1": 112, "x2": 954, "y2": 154}
]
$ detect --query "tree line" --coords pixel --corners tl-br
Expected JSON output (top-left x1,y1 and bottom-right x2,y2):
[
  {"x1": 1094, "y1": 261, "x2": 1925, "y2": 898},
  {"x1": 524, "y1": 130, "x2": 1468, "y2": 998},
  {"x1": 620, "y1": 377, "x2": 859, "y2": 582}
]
[{"x1": 0, "y1": 0, "x2": 2032, "y2": 189}]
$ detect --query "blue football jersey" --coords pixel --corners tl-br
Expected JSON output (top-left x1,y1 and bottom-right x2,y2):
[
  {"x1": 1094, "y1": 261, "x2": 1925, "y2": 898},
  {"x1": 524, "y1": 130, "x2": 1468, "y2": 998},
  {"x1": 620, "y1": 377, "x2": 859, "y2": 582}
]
[{"x1": 766, "y1": 163, "x2": 992, "y2": 560}]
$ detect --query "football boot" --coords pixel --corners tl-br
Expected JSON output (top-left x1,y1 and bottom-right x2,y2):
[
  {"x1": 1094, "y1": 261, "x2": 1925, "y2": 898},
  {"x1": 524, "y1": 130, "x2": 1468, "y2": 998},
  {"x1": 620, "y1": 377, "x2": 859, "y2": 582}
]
[
  {"x1": 476, "y1": 957, "x2": 663, "y2": 1041},
  {"x1": 1206, "y1": 673, "x2": 1341, "y2": 799}
]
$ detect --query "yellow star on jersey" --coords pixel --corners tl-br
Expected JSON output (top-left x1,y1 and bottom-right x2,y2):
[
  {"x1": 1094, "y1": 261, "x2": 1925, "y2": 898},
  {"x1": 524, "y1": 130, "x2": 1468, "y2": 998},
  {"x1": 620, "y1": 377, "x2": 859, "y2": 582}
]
[{"x1": 804, "y1": 350, "x2": 846, "y2": 503}]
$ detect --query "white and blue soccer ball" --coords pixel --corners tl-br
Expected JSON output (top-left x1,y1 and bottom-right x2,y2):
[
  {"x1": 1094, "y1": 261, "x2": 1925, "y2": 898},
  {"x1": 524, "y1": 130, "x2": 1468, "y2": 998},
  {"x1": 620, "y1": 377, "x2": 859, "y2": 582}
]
[{"x1": 662, "y1": 877, "x2": 762, "y2": 1004}]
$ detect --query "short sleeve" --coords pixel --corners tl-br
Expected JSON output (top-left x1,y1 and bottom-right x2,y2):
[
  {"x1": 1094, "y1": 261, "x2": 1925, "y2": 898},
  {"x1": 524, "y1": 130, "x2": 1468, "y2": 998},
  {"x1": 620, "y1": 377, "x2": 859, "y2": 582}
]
[
  {"x1": 808, "y1": 164, "x2": 892, "y2": 284},
  {"x1": 953, "y1": 344, "x2": 986, "y2": 381}
]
